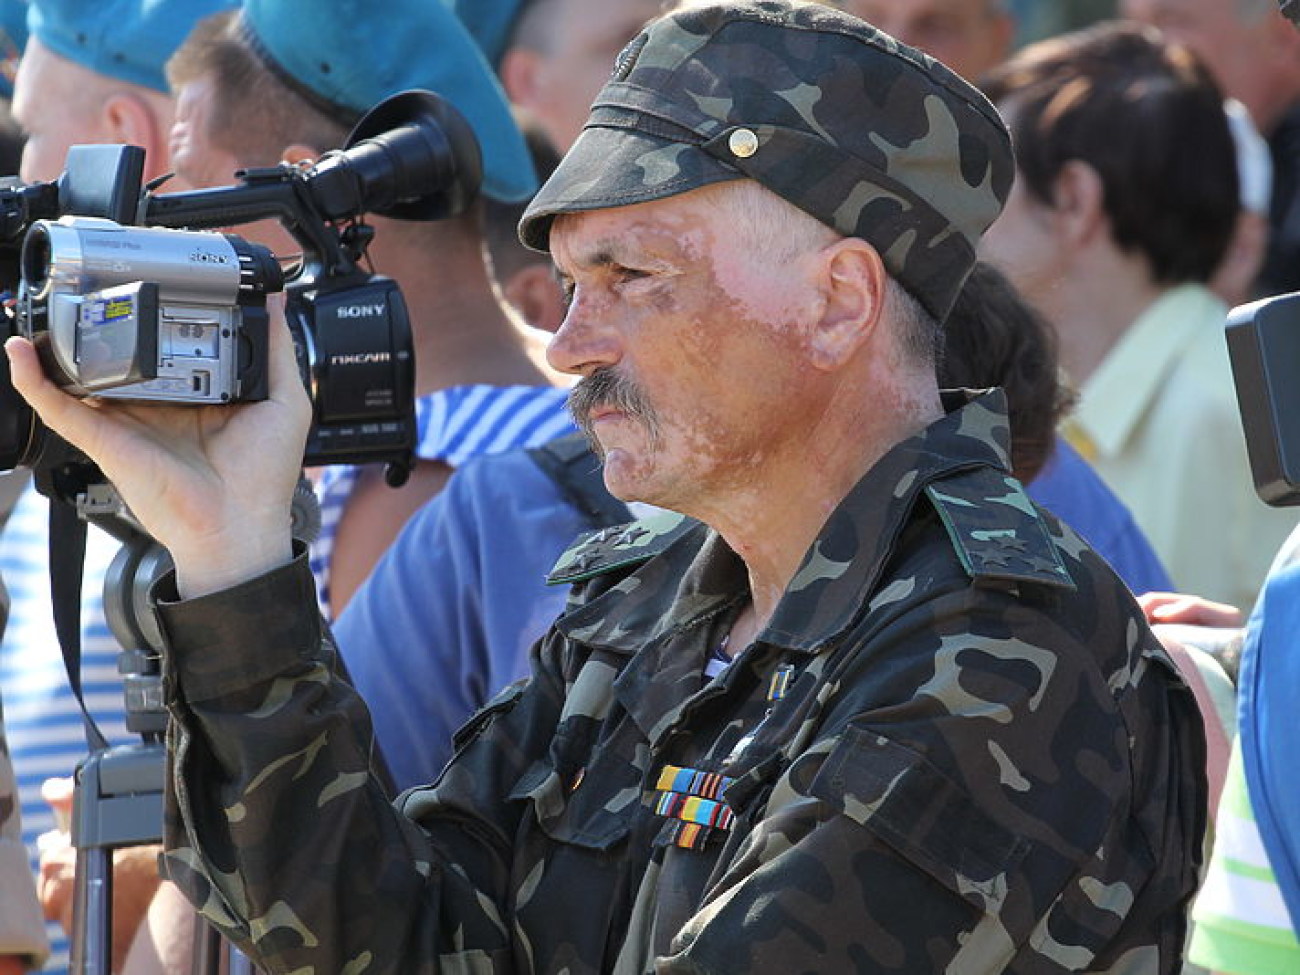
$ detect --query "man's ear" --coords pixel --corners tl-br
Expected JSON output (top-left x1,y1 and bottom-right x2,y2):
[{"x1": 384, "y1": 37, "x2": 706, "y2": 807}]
[
  {"x1": 499, "y1": 48, "x2": 544, "y2": 111},
  {"x1": 808, "y1": 237, "x2": 886, "y2": 371},
  {"x1": 1050, "y1": 159, "x2": 1106, "y2": 249},
  {"x1": 503, "y1": 263, "x2": 566, "y2": 333},
  {"x1": 102, "y1": 90, "x2": 170, "y2": 180},
  {"x1": 988, "y1": 13, "x2": 1016, "y2": 67},
  {"x1": 281, "y1": 144, "x2": 320, "y2": 167}
]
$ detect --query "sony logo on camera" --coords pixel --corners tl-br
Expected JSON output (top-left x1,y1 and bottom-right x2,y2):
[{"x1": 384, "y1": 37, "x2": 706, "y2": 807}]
[
  {"x1": 188, "y1": 248, "x2": 232, "y2": 265},
  {"x1": 335, "y1": 303, "x2": 387, "y2": 319}
]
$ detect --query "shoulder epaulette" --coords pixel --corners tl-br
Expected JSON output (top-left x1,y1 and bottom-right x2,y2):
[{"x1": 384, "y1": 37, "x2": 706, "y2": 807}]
[
  {"x1": 925, "y1": 468, "x2": 1076, "y2": 591},
  {"x1": 547, "y1": 510, "x2": 697, "y2": 585}
]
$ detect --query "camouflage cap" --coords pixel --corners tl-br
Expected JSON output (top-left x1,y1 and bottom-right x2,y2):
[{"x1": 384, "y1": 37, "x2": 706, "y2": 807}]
[{"x1": 519, "y1": 0, "x2": 1014, "y2": 321}]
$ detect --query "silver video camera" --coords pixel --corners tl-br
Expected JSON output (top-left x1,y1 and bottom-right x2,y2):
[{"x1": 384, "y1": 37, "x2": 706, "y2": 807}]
[{"x1": 19, "y1": 216, "x2": 282, "y2": 402}]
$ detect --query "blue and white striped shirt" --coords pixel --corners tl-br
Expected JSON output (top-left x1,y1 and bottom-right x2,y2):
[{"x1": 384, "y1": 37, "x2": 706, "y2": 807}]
[
  {"x1": 0, "y1": 485, "x2": 132, "y2": 975},
  {"x1": 309, "y1": 384, "x2": 575, "y2": 617}
]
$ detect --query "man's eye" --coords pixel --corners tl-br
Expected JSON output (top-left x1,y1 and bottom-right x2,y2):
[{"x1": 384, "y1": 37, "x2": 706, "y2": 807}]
[{"x1": 612, "y1": 265, "x2": 652, "y2": 284}]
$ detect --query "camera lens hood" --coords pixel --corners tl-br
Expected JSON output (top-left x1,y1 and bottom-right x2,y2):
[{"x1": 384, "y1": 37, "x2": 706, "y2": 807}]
[{"x1": 329, "y1": 89, "x2": 484, "y2": 222}]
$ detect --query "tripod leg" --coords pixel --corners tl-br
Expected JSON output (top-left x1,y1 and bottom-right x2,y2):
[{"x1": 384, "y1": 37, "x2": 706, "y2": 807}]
[
  {"x1": 69, "y1": 846, "x2": 112, "y2": 975},
  {"x1": 191, "y1": 916, "x2": 222, "y2": 975},
  {"x1": 225, "y1": 946, "x2": 259, "y2": 975}
]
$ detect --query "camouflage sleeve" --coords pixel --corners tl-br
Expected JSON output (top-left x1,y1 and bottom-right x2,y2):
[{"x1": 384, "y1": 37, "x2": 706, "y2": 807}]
[
  {"x1": 0, "y1": 710, "x2": 50, "y2": 966},
  {"x1": 659, "y1": 582, "x2": 1198, "y2": 974},
  {"x1": 153, "y1": 550, "x2": 565, "y2": 974}
]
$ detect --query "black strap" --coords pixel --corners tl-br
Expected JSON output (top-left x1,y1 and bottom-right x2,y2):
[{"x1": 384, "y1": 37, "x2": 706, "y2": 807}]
[
  {"x1": 526, "y1": 433, "x2": 631, "y2": 530},
  {"x1": 49, "y1": 496, "x2": 109, "y2": 752}
]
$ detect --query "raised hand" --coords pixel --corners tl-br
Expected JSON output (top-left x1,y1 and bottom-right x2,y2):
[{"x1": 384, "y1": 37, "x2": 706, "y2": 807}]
[{"x1": 6, "y1": 297, "x2": 312, "y2": 598}]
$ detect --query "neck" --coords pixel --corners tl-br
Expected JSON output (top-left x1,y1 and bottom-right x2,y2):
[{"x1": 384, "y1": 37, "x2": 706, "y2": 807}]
[
  {"x1": 703, "y1": 370, "x2": 943, "y2": 637},
  {"x1": 1037, "y1": 248, "x2": 1166, "y2": 387},
  {"x1": 372, "y1": 232, "x2": 561, "y2": 396}
]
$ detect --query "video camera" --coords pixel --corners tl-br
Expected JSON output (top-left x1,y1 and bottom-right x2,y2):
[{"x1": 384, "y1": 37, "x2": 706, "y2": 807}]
[
  {"x1": 1227, "y1": 293, "x2": 1300, "y2": 507},
  {"x1": 0, "y1": 88, "x2": 482, "y2": 497}
]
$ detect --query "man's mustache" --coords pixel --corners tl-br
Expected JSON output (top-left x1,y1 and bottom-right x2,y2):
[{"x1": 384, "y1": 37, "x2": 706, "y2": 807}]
[{"x1": 568, "y1": 367, "x2": 660, "y2": 456}]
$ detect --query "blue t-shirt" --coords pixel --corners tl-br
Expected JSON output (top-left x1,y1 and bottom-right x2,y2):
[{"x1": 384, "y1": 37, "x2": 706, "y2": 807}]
[
  {"x1": 335, "y1": 447, "x2": 601, "y2": 789},
  {"x1": 311, "y1": 384, "x2": 574, "y2": 616},
  {"x1": 1028, "y1": 437, "x2": 1173, "y2": 595}
]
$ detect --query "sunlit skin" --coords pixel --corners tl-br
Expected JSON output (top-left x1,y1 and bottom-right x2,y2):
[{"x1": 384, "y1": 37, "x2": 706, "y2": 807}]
[
  {"x1": 978, "y1": 163, "x2": 1069, "y2": 317},
  {"x1": 546, "y1": 184, "x2": 943, "y2": 648},
  {"x1": 168, "y1": 75, "x2": 300, "y2": 255},
  {"x1": 548, "y1": 194, "x2": 827, "y2": 517},
  {"x1": 168, "y1": 74, "x2": 246, "y2": 191},
  {"x1": 500, "y1": 0, "x2": 665, "y2": 150},
  {"x1": 13, "y1": 37, "x2": 177, "y2": 186},
  {"x1": 13, "y1": 39, "x2": 122, "y2": 181},
  {"x1": 837, "y1": 0, "x2": 1015, "y2": 81}
]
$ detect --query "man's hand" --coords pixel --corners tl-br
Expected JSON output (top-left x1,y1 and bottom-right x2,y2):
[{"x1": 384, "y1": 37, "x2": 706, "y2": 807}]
[
  {"x1": 1137, "y1": 591, "x2": 1243, "y2": 628},
  {"x1": 6, "y1": 298, "x2": 312, "y2": 598},
  {"x1": 37, "y1": 778, "x2": 162, "y2": 975}
]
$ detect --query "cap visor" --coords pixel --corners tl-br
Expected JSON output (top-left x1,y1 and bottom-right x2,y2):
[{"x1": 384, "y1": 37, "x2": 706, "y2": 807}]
[{"x1": 519, "y1": 123, "x2": 741, "y2": 251}]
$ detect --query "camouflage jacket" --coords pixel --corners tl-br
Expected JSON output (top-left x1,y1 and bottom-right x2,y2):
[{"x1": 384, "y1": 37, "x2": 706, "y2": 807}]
[{"x1": 154, "y1": 392, "x2": 1206, "y2": 974}]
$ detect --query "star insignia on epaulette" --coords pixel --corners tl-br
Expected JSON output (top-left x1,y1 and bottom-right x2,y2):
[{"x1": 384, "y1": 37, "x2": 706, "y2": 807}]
[
  {"x1": 993, "y1": 535, "x2": 1028, "y2": 553},
  {"x1": 616, "y1": 526, "x2": 650, "y2": 547},
  {"x1": 567, "y1": 550, "x2": 603, "y2": 574},
  {"x1": 1022, "y1": 555, "x2": 1068, "y2": 576}
]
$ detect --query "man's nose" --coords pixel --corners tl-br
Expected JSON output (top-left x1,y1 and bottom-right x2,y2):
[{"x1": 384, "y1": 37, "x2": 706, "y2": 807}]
[{"x1": 546, "y1": 295, "x2": 621, "y2": 378}]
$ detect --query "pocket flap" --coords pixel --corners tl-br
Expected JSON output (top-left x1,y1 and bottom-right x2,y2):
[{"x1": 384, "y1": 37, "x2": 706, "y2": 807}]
[
  {"x1": 508, "y1": 758, "x2": 631, "y2": 851},
  {"x1": 808, "y1": 725, "x2": 1030, "y2": 914}
]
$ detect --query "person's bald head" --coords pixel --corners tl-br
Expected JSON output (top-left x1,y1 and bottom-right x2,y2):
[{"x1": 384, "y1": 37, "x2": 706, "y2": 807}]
[
  {"x1": 833, "y1": 0, "x2": 1015, "y2": 82},
  {"x1": 1121, "y1": 0, "x2": 1300, "y2": 132},
  {"x1": 497, "y1": 0, "x2": 667, "y2": 150}
]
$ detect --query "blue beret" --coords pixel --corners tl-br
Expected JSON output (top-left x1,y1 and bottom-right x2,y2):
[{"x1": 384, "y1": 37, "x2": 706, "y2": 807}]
[
  {"x1": 27, "y1": 0, "x2": 236, "y2": 93},
  {"x1": 242, "y1": 0, "x2": 536, "y2": 203},
  {"x1": 450, "y1": 0, "x2": 526, "y2": 68},
  {"x1": 0, "y1": 1, "x2": 28, "y2": 98}
]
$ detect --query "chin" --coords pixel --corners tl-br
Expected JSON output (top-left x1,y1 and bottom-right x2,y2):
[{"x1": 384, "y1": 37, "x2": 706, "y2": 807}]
[{"x1": 600, "y1": 448, "x2": 662, "y2": 505}]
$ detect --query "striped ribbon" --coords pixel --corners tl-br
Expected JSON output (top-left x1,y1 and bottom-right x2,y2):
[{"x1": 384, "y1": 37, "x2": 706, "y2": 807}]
[{"x1": 651, "y1": 764, "x2": 737, "y2": 849}]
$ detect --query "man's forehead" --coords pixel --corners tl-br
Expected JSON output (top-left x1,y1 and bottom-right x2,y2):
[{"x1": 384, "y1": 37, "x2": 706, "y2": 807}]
[
  {"x1": 553, "y1": 0, "x2": 662, "y2": 30},
  {"x1": 551, "y1": 201, "x2": 709, "y2": 267},
  {"x1": 843, "y1": 0, "x2": 1000, "y2": 19}
]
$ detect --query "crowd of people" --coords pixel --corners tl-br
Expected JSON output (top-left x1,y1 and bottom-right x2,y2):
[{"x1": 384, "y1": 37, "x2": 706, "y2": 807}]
[{"x1": 0, "y1": 0, "x2": 1296, "y2": 973}]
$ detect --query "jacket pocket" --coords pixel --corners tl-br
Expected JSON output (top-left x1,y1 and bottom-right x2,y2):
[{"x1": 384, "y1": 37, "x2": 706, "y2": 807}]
[
  {"x1": 507, "y1": 748, "x2": 634, "y2": 850},
  {"x1": 807, "y1": 724, "x2": 1031, "y2": 916}
]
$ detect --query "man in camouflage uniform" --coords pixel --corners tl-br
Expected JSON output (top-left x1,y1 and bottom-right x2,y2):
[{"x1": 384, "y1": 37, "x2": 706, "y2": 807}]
[{"x1": 8, "y1": 2, "x2": 1206, "y2": 972}]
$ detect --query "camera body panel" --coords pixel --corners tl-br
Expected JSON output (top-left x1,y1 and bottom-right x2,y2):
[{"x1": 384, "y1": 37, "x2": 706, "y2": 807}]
[
  {"x1": 19, "y1": 216, "x2": 275, "y2": 404},
  {"x1": 289, "y1": 273, "x2": 416, "y2": 468}
]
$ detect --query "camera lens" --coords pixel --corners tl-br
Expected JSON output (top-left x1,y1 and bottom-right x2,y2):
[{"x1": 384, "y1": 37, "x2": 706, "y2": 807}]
[{"x1": 20, "y1": 222, "x2": 51, "y2": 299}]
